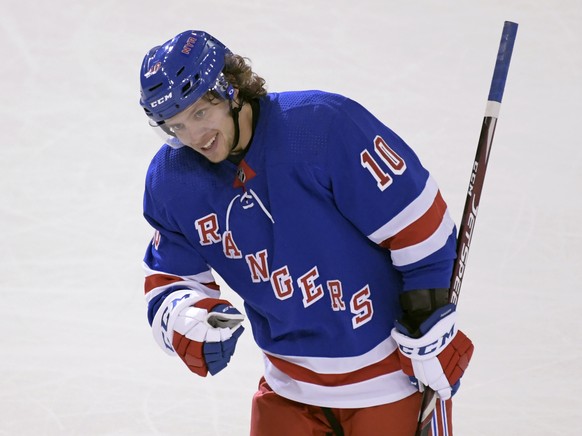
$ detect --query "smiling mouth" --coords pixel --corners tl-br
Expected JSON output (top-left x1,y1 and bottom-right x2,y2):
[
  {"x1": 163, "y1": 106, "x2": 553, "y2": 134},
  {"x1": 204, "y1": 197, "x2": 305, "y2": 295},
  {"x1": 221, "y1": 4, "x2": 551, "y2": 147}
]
[{"x1": 200, "y1": 134, "x2": 217, "y2": 151}]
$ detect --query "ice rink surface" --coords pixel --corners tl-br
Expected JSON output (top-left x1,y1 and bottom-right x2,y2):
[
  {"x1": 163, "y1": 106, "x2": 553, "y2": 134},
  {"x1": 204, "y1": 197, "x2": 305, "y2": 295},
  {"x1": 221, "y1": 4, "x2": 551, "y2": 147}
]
[{"x1": 1, "y1": 0, "x2": 581, "y2": 434}]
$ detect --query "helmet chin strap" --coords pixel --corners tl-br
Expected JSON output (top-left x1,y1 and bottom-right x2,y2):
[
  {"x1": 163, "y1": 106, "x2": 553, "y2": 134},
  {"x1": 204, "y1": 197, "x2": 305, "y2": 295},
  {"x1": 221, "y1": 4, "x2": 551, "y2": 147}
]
[{"x1": 228, "y1": 99, "x2": 244, "y2": 153}]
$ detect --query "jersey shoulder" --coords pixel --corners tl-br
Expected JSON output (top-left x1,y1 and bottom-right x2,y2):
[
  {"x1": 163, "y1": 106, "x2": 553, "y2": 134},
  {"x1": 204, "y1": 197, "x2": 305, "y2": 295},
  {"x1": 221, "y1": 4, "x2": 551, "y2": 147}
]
[
  {"x1": 258, "y1": 91, "x2": 365, "y2": 163},
  {"x1": 263, "y1": 90, "x2": 353, "y2": 121},
  {"x1": 145, "y1": 145, "x2": 230, "y2": 208}
]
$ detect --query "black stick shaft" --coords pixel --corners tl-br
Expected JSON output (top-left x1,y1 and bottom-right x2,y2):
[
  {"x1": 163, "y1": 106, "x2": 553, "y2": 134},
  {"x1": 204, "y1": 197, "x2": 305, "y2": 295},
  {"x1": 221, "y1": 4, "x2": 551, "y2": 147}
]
[{"x1": 415, "y1": 21, "x2": 518, "y2": 435}]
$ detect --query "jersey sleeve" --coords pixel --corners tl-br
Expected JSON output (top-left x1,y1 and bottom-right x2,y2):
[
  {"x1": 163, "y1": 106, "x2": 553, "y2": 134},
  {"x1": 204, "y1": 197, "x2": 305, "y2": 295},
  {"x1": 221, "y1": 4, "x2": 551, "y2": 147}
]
[
  {"x1": 324, "y1": 98, "x2": 457, "y2": 291},
  {"x1": 142, "y1": 166, "x2": 221, "y2": 333}
]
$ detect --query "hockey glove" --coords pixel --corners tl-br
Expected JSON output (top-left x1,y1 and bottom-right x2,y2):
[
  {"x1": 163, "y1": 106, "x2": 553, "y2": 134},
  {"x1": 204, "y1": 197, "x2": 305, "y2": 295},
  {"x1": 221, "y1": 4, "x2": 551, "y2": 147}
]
[
  {"x1": 172, "y1": 298, "x2": 245, "y2": 377},
  {"x1": 391, "y1": 304, "x2": 473, "y2": 400}
]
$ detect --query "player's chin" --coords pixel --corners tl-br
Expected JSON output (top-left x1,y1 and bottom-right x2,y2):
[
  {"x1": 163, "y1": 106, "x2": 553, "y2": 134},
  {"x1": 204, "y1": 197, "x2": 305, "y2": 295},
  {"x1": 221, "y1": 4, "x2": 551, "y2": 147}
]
[
  {"x1": 202, "y1": 146, "x2": 230, "y2": 164},
  {"x1": 197, "y1": 140, "x2": 230, "y2": 163}
]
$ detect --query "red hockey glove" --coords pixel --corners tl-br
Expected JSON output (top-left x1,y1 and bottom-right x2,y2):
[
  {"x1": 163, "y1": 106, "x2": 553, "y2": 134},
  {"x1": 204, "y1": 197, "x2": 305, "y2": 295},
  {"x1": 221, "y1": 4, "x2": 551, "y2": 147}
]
[
  {"x1": 172, "y1": 298, "x2": 245, "y2": 377},
  {"x1": 391, "y1": 304, "x2": 473, "y2": 400}
]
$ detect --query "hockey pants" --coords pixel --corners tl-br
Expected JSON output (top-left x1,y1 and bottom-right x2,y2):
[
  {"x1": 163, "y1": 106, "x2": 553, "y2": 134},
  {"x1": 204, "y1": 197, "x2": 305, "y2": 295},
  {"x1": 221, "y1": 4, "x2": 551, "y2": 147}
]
[{"x1": 250, "y1": 377, "x2": 453, "y2": 436}]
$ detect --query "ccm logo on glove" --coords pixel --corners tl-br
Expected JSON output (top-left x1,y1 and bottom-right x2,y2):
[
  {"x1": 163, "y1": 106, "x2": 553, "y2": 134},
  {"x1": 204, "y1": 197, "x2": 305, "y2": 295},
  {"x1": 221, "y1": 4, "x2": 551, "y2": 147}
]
[
  {"x1": 391, "y1": 304, "x2": 474, "y2": 400},
  {"x1": 396, "y1": 324, "x2": 455, "y2": 357}
]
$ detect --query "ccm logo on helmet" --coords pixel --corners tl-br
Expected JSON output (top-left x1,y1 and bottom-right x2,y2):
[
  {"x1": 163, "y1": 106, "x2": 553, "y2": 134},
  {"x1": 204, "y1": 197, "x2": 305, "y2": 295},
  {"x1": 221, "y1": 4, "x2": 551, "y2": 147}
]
[{"x1": 151, "y1": 92, "x2": 172, "y2": 107}]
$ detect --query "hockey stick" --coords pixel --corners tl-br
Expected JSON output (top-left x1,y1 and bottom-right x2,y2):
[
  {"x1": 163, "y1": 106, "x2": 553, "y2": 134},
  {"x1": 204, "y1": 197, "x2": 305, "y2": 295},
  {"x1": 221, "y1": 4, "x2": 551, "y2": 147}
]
[{"x1": 415, "y1": 21, "x2": 518, "y2": 436}]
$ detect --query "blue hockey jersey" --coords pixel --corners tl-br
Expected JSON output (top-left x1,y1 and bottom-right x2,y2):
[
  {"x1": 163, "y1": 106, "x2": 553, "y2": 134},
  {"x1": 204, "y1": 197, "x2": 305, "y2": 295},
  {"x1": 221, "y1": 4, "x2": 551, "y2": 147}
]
[{"x1": 142, "y1": 90, "x2": 457, "y2": 408}]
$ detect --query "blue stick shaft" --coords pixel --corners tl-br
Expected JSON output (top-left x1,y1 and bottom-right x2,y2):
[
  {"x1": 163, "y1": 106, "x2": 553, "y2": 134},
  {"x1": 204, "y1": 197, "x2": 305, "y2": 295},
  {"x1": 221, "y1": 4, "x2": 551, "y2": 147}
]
[{"x1": 488, "y1": 21, "x2": 518, "y2": 103}]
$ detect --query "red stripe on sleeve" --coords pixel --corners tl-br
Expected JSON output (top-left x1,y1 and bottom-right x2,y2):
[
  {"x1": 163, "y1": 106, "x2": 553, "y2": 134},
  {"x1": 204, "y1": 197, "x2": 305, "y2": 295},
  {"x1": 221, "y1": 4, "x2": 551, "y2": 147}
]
[
  {"x1": 144, "y1": 273, "x2": 184, "y2": 294},
  {"x1": 381, "y1": 191, "x2": 447, "y2": 251},
  {"x1": 203, "y1": 281, "x2": 220, "y2": 291}
]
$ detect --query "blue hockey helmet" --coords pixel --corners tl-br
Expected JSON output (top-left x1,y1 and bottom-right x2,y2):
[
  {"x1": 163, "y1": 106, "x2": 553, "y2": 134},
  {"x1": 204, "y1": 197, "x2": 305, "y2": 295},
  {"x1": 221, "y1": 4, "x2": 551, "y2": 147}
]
[{"x1": 139, "y1": 30, "x2": 235, "y2": 123}]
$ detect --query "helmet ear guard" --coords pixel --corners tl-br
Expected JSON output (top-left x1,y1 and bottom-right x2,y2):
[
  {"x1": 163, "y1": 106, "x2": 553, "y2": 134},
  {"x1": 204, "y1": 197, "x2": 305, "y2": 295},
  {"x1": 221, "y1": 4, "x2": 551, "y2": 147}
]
[{"x1": 213, "y1": 72, "x2": 235, "y2": 101}]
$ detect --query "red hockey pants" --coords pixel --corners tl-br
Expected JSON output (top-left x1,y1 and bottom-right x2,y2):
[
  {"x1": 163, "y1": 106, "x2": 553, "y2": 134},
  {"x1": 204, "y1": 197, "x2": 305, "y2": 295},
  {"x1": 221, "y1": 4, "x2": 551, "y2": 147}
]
[{"x1": 250, "y1": 377, "x2": 453, "y2": 436}]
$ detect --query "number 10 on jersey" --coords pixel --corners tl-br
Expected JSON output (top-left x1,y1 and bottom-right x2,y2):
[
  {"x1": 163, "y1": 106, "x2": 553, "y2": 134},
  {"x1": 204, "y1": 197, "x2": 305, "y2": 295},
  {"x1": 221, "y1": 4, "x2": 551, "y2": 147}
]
[{"x1": 360, "y1": 135, "x2": 407, "y2": 191}]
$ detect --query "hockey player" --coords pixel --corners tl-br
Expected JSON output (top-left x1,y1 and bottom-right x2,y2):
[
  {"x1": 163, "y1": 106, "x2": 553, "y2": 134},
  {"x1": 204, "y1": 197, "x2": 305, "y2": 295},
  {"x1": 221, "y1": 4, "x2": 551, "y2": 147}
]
[{"x1": 139, "y1": 30, "x2": 474, "y2": 435}]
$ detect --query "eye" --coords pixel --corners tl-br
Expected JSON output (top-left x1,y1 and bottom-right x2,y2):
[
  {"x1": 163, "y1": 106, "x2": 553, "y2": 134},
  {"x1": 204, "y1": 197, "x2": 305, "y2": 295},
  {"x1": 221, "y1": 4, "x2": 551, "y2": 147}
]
[
  {"x1": 167, "y1": 124, "x2": 183, "y2": 133},
  {"x1": 193, "y1": 109, "x2": 206, "y2": 119}
]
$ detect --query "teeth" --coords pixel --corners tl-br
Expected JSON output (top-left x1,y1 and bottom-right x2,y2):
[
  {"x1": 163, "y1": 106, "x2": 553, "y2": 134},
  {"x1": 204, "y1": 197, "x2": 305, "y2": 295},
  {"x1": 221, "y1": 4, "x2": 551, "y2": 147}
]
[{"x1": 201, "y1": 135, "x2": 216, "y2": 150}]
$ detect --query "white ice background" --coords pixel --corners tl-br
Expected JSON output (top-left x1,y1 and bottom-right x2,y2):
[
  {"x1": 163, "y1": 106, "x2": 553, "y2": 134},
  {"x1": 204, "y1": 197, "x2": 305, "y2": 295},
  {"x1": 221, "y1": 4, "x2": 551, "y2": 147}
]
[{"x1": 1, "y1": 0, "x2": 581, "y2": 434}]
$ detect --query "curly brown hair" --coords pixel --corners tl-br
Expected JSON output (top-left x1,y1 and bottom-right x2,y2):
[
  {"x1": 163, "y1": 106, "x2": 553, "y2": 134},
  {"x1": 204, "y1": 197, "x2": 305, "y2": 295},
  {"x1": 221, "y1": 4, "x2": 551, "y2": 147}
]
[{"x1": 223, "y1": 54, "x2": 268, "y2": 101}]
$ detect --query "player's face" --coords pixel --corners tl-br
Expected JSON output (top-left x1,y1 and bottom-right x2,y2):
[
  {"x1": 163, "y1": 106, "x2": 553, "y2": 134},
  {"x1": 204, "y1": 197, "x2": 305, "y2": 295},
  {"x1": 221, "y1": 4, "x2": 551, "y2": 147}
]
[{"x1": 164, "y1": 97, "x2": 236, "y2": 163}]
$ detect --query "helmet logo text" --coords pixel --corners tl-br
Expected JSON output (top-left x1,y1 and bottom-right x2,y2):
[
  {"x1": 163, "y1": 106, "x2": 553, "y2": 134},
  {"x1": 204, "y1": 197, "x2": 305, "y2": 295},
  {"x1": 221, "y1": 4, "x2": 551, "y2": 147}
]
[
  {"x1": 181, "y1": 36, "x2": 197, "y2": 55},
  {"x1": 151, "y1": 92, "x2": 172, "y2": 107}
]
